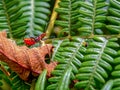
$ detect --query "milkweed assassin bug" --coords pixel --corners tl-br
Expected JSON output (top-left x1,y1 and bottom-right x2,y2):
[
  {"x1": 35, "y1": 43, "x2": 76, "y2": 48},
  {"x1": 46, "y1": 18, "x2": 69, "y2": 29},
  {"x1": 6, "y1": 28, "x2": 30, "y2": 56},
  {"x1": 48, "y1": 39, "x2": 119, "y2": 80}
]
[
  {"x1": 23, "y1": 37, "x2": 36, "y2": 46},
  {"x1": 24, "y1": 33, "x2": 46, "y2": 46},
  {"x1": 24, "y1": 33, "x2": 51, "y2": 58},
  {"x1": 24, "y1": 20, "x2": 54, "y2": 58}
]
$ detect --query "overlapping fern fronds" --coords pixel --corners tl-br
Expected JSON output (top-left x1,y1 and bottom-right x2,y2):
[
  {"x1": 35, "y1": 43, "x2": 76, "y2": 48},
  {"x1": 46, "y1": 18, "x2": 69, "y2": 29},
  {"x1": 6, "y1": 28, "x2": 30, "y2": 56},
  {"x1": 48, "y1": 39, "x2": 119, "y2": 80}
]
[
  {"x1": 9, "y1": 72, "x2": 30, "y2": 90},
  {"x1": 75, "y1": 37, "x2": 119, "y2": 90},
  {"x1": 47, "y1": 37, "x2": 86, "y2": 90},
  {"x1": 0, "y1": 0, "x2": 51, "y2": 39},
  {"x1": 0, "y1": 0, "x2": 23, "y2": 38},
  {"x1": 1, "y1": 0, "x2": 120, "y2": 90},
  {"x1": 101, "y1": 50, "x2": 120, "y2": 90}
]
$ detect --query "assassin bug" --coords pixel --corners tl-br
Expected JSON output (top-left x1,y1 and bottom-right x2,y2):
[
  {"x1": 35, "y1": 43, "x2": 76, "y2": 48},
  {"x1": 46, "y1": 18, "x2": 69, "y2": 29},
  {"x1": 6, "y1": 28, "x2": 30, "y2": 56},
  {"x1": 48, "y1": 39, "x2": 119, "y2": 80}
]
[
  {"x1": 24, "y1": 33, "x2": 46, "y2": 46},
  {"x1": 24, "y1": 33, "x2": 52, "y2": 59}
]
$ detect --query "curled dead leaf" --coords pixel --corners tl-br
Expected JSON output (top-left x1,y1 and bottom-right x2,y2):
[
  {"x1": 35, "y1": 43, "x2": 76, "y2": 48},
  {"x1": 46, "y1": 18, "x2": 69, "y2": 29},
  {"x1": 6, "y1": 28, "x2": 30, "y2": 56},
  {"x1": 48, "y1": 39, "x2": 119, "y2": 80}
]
[{"x1": 0, "y1": 31, "x2": 57, "y2": 81}]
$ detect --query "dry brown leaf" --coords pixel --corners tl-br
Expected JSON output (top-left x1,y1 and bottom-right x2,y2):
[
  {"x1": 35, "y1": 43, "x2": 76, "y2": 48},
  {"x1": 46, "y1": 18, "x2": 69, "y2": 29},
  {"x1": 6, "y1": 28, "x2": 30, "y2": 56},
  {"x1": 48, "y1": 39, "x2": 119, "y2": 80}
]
[{"x1": 0, "y1": 31, "x2": 57, "y2": 81}]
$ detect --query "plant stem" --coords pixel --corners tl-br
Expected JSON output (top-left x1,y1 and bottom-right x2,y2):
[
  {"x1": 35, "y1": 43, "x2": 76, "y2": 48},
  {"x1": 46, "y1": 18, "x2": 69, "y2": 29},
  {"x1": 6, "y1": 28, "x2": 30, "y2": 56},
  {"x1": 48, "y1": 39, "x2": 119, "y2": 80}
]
[
  {"x1": 45, "y1": 0, "x2": 60, "y2": 38},
  {"x1": 44, "y1": 34, "x2": 120, "y2": 43},
  {"x1": 0, "y1": 63, "x2": 10, "y2": 77}
]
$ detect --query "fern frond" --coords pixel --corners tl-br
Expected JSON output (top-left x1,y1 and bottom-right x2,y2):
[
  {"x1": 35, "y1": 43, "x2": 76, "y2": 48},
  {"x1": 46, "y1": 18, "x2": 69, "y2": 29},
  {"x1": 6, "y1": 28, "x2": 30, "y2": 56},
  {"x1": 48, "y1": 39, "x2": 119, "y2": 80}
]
[
  {"x1": 0, "y1": 0, "x2": 23, "y2": 38},
  {"x1": 106, "y1": 0, "x2": 120, "y2": 34},
  {"x1": 75, "y1": 37, "x2": 119, "y2": 90},
  {"x1": 0, "y1": 62, "x2": 12, "y2": 90},
  {"x1": 0, "y1": 0, "x2": 51, "y2": 39},
  {"x1": 111, "y1": 50, "x2": 120, "y2": 90},
  {"x1": 112, "y1": 79, "x2": 120, "y2": 90},
  {"x1": 55, "y1": 0, "x2": 81, "y2": 37},
  {"x1": 47, "y1": 37, "x2": 86, "y2": 90},
  {"x1": 78, "y1": 0, "x2": 108, "y2": 36},
  {"x1": 101, "y1": 80, "x2": 113, "y2": 90},
  {"x1": 9, "y1": 72, "x2": 30, "y2": 90},
  {"x1": 35, "y1": 69, "x2": 47, "y2": 90},
  {"x1": 18, "y1": 0, "x2": 51, "y2": 37},
  {"x1": 47, "y1": 67, "x2": 72, "y2": 90},
  {"x1": 0, "y1": 70, "x2": 10, "y2": 89}
]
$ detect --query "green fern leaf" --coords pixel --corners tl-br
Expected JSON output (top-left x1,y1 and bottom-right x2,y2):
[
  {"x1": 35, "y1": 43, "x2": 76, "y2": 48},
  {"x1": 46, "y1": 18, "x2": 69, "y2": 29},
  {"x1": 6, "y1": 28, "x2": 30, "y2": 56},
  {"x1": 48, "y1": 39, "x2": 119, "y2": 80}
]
[
  {"x1": 111, "y1": 79, "x2": 120, "y2": 90},
  {"x1": 106, "y1": 0, "x2": 120, "y2": 34},
  {"x1": 35, "y1": 69, "x2": 47, "y2": 90},
  {"x1": 47, "y1": 67, "x2": 72, "y2": 90},
  {"x1": 19, "y1": 0, "x2": 51, "y2": 37},
  {"x1": 111, "y1": 50, "x2": 120, "y2": 90},
  {"x1": 10, "y1": 72, "x2": 30, "y2": 90},
  {"x1": 0, "y1": 0, "x2": 23, "y2": 38},
  {"x1": 101, "y1": 80, "x2": 113, "y2": 90},
  {"x1": 55, "y1": 0, "x2": 81, "y2": 37},
  {"x1": 0, "y1": 0, "x2": 51, "y2": 40},
  {"x1": 47, "y1": 37, "x2": 86, "y2": 89},
  {"x1": 75, "y1": 37, "x2": 119, "y2": 90},
  {"x1": 78, "y1": 0, "x2": 108, "y2": 35}
]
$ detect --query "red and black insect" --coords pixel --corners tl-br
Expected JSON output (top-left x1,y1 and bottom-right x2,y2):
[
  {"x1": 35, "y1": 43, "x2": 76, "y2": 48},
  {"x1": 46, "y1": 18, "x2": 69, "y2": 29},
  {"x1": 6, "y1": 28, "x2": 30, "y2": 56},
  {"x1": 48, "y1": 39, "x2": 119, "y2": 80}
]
[{"x1": 24, "y1": 33, "x2": 46, "y2": 46}]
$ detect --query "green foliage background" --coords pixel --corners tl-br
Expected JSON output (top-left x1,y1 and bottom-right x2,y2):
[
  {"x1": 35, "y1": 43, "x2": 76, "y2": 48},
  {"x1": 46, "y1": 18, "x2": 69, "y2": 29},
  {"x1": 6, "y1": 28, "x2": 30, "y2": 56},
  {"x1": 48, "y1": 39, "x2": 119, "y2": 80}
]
[{"x1": 0, "y1": 0, "x2": 120, "y2": 90}]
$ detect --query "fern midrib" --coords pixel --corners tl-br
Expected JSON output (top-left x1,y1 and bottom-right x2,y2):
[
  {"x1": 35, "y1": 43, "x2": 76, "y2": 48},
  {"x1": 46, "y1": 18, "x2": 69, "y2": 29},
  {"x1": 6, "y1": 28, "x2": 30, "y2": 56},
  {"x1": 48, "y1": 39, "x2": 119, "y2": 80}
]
[
  {"x1": 29, "y1": 0, "x2": 35, "y2": 36},
  {"x1": 57, "y1": 66, "x2": 72, "y2": 90},
  {"x1": 2, "y1": 0, "x2": 13, "y2": 38},
  {"x1": 67, "y1": 39, "x2": 84, "y2": 73},
  {"x1": 56, "y1": 39, "x2": 84, "y2": 88},
  {"x1": 91, "y1": 0, "x2": 97, "y2": 35},
  {"x1": 68, "y1": 0, "x2": 71, "y2": 36},
  {"x1": 86, "y1": 39, "x2": 108, "y2": 89},
  {"x1": 69, "y1": 40, "x2": 84, "y2": 63},
  {"x1": 51, "y1": 40, "x2": 63, "y2": 61}
]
